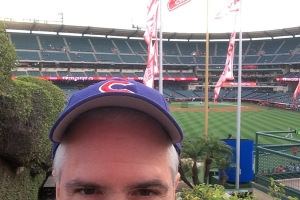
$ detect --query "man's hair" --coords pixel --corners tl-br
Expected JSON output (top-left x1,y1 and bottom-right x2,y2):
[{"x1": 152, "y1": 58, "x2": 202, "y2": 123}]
[{"x1": 53, "y1": 107, "x2": 179, "y2": 185}]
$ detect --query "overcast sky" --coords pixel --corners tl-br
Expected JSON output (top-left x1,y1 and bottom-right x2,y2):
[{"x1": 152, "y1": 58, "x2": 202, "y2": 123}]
[{"x1": 1, "y1": 0, "x2": 299, "y2": 33}]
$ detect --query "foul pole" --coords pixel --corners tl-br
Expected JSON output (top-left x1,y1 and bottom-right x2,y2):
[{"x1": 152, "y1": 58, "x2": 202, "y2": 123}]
[
  {"x1": 235, "y1": 0, "x2": 242, "y2": 190},
  {"x1": 204, "y1": 0, "x2": 209, "y2": 136}
]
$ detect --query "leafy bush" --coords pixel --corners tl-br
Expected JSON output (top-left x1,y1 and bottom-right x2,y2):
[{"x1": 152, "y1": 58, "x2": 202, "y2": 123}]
[{"x1": 176, "y1": 184, "x2": 256, "y2": 200}]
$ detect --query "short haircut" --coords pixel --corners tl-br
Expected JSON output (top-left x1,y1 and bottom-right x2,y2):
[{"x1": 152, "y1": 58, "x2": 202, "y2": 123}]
[{"x1": 53, "y1": 107, "x2": 179, "y2": 185}]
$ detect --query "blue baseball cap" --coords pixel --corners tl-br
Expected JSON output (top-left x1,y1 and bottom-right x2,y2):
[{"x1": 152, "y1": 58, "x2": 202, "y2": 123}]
[{"x1": 50, "y1": 78, "x2": 183, "y2": 158}]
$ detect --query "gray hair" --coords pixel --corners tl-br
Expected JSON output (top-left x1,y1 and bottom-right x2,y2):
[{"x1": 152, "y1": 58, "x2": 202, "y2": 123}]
[
  {"x1": 53, "y1": 142, "x2": 179, "y2": 185},
  {"x1": 53, "y1": 107, "x2": 179, "y2": 185}
]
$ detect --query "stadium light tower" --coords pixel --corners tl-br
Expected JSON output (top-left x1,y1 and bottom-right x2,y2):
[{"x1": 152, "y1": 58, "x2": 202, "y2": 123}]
[{"x1": 58, "y1": 13, "x2": 63, "y2": 24}]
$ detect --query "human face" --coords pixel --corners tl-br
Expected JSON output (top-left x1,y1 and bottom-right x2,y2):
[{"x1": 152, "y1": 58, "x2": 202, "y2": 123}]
[{"x1": 55, "y1": 112, "x2": 180, "y2": 200}]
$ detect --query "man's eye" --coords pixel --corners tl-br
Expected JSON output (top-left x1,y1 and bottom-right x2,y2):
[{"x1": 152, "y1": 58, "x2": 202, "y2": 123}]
[
  {"x1": 137, "y1": 189, "x2": 157, "y2": 196},
  {"x1": 79, "y1": 188, "x2": 95, "y2": 195}
]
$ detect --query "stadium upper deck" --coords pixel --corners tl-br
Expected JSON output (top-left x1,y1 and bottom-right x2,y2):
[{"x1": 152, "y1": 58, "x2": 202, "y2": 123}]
[
  {"x1": 4, "y1": 20, "x2": 300, "y2": 88},
  {"x1": 6, "y1": 21, "x2": 300, "y2": 66}
]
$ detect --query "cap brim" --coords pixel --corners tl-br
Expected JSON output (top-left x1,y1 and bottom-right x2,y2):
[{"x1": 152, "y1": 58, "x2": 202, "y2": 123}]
[{"x1": 50, "y1": 92, "x2": 183, "y2": 143}]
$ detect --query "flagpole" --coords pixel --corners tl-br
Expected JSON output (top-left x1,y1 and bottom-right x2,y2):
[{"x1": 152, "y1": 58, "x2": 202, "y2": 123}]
[
  {"x1": 204, "y1": 0, "x2": 209, "y2": 136},
  {"x1": 235, "y1": 0, "x2": 242, "y2": 191},
  {"x1": 159, "y1": 0, "x2": 163, "y2": 94}
]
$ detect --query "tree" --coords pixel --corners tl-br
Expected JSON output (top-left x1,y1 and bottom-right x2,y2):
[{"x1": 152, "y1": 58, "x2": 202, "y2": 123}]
[
  {"x1": 0, "y1": 20, "x2": 65, "y2": 199},
  {"x1": 202, "y1": 134, "x2": 234, "y2": 184},
  {"x1": 180, "y1": 136, "x2": 206, "y2": 186},
  {"x1": 0, "y1": 21, "x2": 17, "y2": 87},
  {"x1": 180, "y1": 134, "x2": 234, "y2": 188}
]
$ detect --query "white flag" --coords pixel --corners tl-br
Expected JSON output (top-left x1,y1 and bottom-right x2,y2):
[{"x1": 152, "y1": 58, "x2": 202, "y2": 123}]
[
  {"x1": 215, "y1": 0, "x2": 240, "y2": 19},
  {"x1": 143, "y1": 0, "x2": 159, "y2": 45}
]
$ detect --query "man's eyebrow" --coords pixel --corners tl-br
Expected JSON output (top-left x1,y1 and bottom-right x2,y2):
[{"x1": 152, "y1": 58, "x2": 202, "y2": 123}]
[
  {"x1": 126, "y1": 179, "x2": 170, "y2": 191},
  {"x1": 65, "y1": 179, "x2": 107, "y2": 190}
]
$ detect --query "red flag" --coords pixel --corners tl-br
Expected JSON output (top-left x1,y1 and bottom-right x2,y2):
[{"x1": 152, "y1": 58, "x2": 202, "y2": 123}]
[
  {"x1": 143, "y1": 0, "x2": 159, "y2": 88},
  {"x1": 225, "y1": 31, "x2": 236, "y2": 81},
  {"x1": 214, "y1": 66, "x2": 228, "y2": 102},
  {"x1": 293, "y1": 79, "x2": 300, "y2": 100},
  {"x1": 143, "y1": 39, "x2": 159, "y2": 88},
  {"x1": 215, "y1": 0, "x2": 240, "y2": 19},
  {"x1": 167, "y1": 0, "x2": 191, "y2": 11},
  {"x1": 143, "y1": 65, "x2": 155, "y2": 88},
  {"x1": 143, "y1": 0, "x2": 159, "y2": 45}
]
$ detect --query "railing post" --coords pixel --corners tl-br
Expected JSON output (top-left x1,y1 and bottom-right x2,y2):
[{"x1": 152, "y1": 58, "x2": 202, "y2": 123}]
[{"x1": 255, "y1": 132, "x2": 259, "y2": 181}]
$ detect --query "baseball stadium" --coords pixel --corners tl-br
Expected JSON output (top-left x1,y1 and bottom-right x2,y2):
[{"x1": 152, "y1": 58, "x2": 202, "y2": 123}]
[{"x1": 2, "y1": 14, "x2": 300, "y2": 199}]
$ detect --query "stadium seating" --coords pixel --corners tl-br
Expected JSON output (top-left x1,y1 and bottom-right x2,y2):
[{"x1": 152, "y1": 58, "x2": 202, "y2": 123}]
[
  {"x1": 65, "y1": 37, "x2": 93, "y2": 52},
  {"x1": 119, "y1": 54, "x2": 145, "y2": 63},
  {"x1": 69, "y1": 71, "x2": 86, "y2": 77},
  {"x1": 216, "y1": 41, "x2": 229, "y2": 56},
  {"x1": 27, "y1": 70, "x2": 41, "y2": 76},
  {"x1": 10, "y1": 33, "x2": 40, "y2": 50},
  {"x1": 287, "y1": 54, "x2": 300, "y2": 63},
  {"x1": 243, "y1": 56, "x2": 259, "y2": 64},
  {"x1": 113, "y1": 39, "x2": 133, "y2": 54},
  {"x1": 12, "y1": 71, "x2": 28, "y2": 76},
  {"x1": 95, "y1": 53, "x2": 121, "y2": 63},
  {"x1": 69, "y1": 52, "x2": 96, "y2": 62},
  {"x1": 57, "y1": 71, "x2": 70, "y2": 77},
  {"x1": 126, "y1": 40, "x2": 146, "y2": 54},
  {"x1": 247, "y1": 41, "x2": 263, "y2": 55},
  {"x1": 163, "y1": 41, "x2": 179, "y2": 55},
  {"x1": 16, "y1": 51, "x2": 40, "y2": 61},
  {"x1": 272, "y1": 54, "x2": 291, "y2": 64},
  {"x1": 39, "y1": 35, "x2": 66, "y2": 51},
  {"x1": 164, "y1": 56, "x2": 180, "y2": 64},
  {"x1": 261, "y1": 39, "x2": 283, "y2": 54},
  {"x1": 41, "y1": 52, "x2": 69, "y2": 61},
  {"x1": 256, "y1": 55, "x2": 277, "y2": 64},
  {"x1": 212, "y1": 56, "x2": 226, "y2": 65},
  {"x1": 179, "y1": 56, "x2": 195, "y2": 64},
  {"x1": 85, "y1": 71, "x2": 99, "y2": 77},
  {"x1": 177, "y1": 41, "x2": 197, "y2": 55},
  {"x1": 9, "y1": 32, "x2": 300, "y2": 66},
  {"x1": 277, "y1": 38, "x2": 300, "y2": 54},
  {"x1": 41, "y1": 71, "x2": 58, "y2": 76},
  {"x1": 89, "y1": 38, "x2": 114, "y2": 53}
]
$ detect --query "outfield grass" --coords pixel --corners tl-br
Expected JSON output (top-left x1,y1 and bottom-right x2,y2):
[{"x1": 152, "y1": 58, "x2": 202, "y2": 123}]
[{"x1": 170, "y1": 102, "x2": 300, "y2": 145}]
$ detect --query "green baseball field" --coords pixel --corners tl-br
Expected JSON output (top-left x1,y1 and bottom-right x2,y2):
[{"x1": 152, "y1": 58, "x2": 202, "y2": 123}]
[{"x1": 170, "y1": 101, "x2": 300, "y2": 144}]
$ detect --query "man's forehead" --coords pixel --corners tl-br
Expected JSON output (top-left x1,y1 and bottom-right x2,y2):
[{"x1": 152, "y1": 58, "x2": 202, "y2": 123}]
[{"x1": 64, "y1": 108, "x2": 171, "y2": 145}]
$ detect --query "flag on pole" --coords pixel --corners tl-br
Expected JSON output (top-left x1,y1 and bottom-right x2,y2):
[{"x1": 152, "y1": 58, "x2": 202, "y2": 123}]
[
  {"x1": 143, "y1": 0, "x2": 159, "y2": 45},
  {"x1": 214, "y1": 63, "x2": 229, "y2": 103},
  {"x1": 143, "y1": 0, "x2": 159, "y2": 88},
  {"x1": 213, "y1": 0, "x2": 240, "y2": 102},
  {"x1": 293, "y1": 79, "x2": 300, "y2": 100},
  {"x1": 224, "y1": 31, "x2": 236, "y2": 81},
  {"x1": 167, "y1": 0, "x2": 191, "y2": 11},
  {"x1": 215, "y1": 0, "x2": 240, "y2": 19},
  {"x1": 143, "y1": 39, "x2": 159, "y2": 87}
]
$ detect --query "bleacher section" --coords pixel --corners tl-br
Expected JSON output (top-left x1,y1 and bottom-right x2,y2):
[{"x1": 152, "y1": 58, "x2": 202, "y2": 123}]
[
  {"x1": 39, "y1": 35, "x2": 66, "y2": 51},
  {"x1": 41, "y1": 52, "x2": 69, "y2": 61},
  {"x1": 8, "y1": 33, "x2": 300, "y2": 65},
  {"x1": 10, "y1": 34, "x2": 40, "y2": 50},
  {"x1": 69, "y1": 53, "x2": 96, "y2": 62},
  {"x1": 16, "y1": 51, "x2": 40, "y2": 60},
  {"x1": 113, "y1": 39, "x2": 133, "y2": 54},
  {"x1": 65, "y1": 37, "x2": 93, "y2": 52}
]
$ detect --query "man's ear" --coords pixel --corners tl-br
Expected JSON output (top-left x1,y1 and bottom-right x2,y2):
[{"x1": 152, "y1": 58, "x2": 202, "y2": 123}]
[
  {"x1": 52, "y1": 170, "x2": 57, "y2": 181},
  {"x1": 52, "y1": 170, "x2": 60, "y2": 199},
  {"x1": 175, "y1": 172, "x2": 181, "y2": 188}
]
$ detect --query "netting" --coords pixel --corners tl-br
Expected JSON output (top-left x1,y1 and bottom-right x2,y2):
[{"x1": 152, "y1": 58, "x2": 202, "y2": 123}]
[
  {"x1": 255, "y1": 131, "x2": 300, "y2": 194},
  {"x1": 181, "y1": 101, "x2": 188, "y2": 108}
]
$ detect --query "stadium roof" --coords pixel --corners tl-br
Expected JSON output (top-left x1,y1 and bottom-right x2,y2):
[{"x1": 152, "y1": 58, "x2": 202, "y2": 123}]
[{"x1": 4, "y1": 20, "x2": 300, "y2": 40}]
